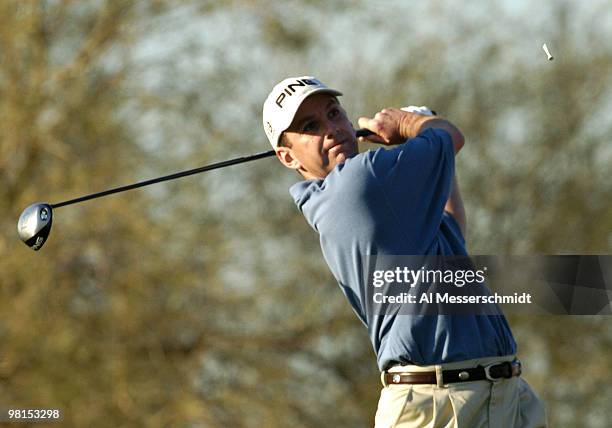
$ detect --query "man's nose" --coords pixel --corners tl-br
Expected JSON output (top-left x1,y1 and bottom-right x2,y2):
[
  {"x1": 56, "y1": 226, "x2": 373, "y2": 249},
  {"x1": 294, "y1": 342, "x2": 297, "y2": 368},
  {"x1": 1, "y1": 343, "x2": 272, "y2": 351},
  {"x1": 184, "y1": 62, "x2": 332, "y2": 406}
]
[{"x1": 325, "y1": 121, "x2": 341, "y2": 138}]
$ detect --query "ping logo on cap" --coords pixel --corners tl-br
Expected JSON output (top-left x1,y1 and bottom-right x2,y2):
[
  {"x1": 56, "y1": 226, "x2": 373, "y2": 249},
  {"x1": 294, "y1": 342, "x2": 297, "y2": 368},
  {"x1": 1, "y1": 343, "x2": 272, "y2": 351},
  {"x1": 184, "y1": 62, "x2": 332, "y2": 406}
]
[{"x1": 275, "y1": 78, "x2": 321, "y2": 108}]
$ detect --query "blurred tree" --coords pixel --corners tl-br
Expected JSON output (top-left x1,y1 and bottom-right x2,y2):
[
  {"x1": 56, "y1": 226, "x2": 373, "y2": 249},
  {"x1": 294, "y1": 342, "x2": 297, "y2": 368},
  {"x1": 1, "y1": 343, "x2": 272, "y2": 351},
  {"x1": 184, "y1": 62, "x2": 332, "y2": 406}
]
[
  {"x1": 1, "y1": 0, "x2": 610, "y2": 427},
  {"x1": 1, "y1": 1, "x2": 378, "y2": 427}
]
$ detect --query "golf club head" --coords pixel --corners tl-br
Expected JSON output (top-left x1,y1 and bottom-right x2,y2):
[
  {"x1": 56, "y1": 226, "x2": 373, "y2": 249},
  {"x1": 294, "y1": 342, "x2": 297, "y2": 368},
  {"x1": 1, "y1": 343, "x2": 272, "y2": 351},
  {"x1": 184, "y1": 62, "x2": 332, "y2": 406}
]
[{"x1": 17, "y1": 203, "x2": 53, "y2": 251}]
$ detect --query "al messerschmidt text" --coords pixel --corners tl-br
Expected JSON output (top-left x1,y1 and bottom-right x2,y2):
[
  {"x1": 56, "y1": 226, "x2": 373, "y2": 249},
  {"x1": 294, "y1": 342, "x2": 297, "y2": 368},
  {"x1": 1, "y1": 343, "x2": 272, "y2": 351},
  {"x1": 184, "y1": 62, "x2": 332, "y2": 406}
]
[{"x1": 373, "y1": 292, "x2": 532, "y2": 304}]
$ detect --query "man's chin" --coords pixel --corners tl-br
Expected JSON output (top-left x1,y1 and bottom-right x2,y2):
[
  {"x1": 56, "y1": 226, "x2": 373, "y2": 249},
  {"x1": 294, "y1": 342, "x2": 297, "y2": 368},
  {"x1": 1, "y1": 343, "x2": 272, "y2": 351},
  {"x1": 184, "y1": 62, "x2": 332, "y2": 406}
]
[{"x1": 330, "y1": 144, "x2": 357, "y2": 165}]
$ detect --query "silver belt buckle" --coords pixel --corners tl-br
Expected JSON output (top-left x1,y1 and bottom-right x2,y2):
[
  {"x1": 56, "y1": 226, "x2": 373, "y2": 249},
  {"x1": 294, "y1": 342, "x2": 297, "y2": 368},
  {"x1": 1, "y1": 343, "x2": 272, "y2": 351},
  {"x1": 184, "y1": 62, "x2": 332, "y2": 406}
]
[
  {"x1": 381, "y1": 371, "x2": 389, "y2": 387},
  {"x1": 484, "y1": 362, "x2": 505, "y2": 382}
]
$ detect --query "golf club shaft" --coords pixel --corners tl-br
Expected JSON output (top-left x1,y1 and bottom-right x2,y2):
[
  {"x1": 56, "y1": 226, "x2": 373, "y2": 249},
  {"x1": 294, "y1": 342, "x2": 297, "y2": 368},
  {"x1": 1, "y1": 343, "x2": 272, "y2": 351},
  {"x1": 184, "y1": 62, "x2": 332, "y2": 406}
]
[
  {"x1": 51, "y1": 150, "x2": 275, "y2": 209},
  {"x1": 51, "y1": 128, "x2": 375, "y2": 209}
]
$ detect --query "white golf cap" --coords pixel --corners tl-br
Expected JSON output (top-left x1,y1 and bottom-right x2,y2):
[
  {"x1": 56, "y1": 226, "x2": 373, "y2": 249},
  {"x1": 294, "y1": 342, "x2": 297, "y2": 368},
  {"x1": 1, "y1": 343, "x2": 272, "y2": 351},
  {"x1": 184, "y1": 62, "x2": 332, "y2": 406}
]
[{"x1": 262, "y1": 76, "x2": 342, "y2": 148}]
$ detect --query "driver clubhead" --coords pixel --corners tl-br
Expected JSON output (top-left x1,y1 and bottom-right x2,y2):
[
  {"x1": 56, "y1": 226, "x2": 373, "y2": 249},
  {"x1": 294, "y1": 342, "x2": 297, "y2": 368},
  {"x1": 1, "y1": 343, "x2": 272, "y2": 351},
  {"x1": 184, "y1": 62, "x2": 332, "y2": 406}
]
[{"x1": 18, "y1": 202, "x2": 53, "y2": 251}]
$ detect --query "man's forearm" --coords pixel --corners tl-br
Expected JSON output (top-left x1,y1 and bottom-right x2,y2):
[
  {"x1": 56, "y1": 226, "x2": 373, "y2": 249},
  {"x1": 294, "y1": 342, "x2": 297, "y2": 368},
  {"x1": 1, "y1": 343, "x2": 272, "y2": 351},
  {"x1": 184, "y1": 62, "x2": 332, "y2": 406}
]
[
  {"x1": 445, "y1": 175, "x2": 467, "y2": 237},
  {"x1": 399, "y1": 115, "x2": 465, "y2": 154}
]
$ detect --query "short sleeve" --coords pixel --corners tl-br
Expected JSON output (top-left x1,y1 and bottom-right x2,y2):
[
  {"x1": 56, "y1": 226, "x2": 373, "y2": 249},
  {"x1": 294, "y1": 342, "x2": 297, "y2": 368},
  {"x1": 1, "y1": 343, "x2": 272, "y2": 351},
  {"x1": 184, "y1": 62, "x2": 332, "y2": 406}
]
[{"x1": 368, "y1": 128, "x2": 455, "y2": 248}]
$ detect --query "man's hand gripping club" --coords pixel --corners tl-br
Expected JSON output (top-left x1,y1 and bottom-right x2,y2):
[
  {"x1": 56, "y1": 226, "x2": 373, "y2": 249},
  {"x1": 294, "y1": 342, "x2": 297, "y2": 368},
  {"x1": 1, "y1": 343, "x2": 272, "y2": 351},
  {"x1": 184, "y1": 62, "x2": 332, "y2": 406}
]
[{"x1": 357, "y1": 107, "x2": 465, "y2": 153}]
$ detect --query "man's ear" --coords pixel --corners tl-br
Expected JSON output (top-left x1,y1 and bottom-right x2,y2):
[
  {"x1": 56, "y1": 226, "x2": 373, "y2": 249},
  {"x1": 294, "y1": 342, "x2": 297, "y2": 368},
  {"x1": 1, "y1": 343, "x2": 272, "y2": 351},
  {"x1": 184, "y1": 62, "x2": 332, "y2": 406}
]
[{"x1": 276, "y1": 147, "x2": 301, "y2": 170}]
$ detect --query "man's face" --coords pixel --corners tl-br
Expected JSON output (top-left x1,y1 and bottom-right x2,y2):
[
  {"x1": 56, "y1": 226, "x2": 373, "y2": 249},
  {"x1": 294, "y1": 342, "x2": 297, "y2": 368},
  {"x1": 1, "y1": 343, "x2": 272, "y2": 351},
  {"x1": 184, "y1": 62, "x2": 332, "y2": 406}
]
[{"x1": 276, "y1": 94, "x2": 358, "y2": 180}]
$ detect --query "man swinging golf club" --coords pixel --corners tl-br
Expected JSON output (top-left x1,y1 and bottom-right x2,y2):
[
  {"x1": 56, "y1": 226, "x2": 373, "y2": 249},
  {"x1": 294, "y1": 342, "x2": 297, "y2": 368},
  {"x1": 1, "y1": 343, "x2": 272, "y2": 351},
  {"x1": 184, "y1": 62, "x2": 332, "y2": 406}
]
[{"x1": 263, "y1": 76, "x2": 547, "y2": 427}]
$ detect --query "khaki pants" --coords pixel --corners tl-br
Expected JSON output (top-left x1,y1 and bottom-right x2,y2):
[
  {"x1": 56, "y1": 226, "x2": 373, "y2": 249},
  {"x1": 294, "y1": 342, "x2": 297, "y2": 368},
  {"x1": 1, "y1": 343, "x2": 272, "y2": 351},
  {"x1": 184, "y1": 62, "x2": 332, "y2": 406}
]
[{"x1": 374, "y1": 355, "x2": 547, "y2": 428}]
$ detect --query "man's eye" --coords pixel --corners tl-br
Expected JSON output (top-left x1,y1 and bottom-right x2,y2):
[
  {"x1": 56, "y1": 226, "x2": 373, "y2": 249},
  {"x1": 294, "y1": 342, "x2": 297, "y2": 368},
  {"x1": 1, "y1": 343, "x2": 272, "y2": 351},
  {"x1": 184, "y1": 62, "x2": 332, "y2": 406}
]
[
  {"x1": 329, "y1": 108, "x2": 340, "y2": 119},
  {"x1": 302, "y1": 121, "x2": 318, "y2": 132}
]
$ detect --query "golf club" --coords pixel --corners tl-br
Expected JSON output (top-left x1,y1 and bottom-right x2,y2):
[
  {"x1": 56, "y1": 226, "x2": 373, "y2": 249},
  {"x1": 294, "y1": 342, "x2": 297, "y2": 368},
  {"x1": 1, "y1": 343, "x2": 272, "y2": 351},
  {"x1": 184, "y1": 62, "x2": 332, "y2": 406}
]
[{"x1": 18, "y1": 128, "x2": 375, "y2": 251}]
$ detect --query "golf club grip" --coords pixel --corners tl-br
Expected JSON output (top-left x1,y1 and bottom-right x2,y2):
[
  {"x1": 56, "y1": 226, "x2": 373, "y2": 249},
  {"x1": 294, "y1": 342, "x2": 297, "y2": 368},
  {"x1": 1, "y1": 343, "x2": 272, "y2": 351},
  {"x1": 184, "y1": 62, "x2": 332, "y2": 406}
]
[
  {"x1": 356, "y1": 128, "x2": 374, "y2": 137},
  {"x1": 51, "y1": 129, "x2": 375, "y2": 209}
]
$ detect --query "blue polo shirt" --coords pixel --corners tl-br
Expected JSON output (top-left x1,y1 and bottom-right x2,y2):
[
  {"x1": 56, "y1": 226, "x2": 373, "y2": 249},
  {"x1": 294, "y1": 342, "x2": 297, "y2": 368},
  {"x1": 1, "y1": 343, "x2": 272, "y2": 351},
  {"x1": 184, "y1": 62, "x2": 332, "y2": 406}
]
[{"x1": 290, "y1": 128, "x2": 516, "y2": 370}]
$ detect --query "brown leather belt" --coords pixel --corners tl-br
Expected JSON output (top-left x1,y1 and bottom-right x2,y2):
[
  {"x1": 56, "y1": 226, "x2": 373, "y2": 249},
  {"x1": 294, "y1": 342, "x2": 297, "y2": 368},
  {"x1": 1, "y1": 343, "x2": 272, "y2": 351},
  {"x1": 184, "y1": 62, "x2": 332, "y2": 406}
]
[{"x1": 383, "y1": 359, "x2": 522, "y2": 386}]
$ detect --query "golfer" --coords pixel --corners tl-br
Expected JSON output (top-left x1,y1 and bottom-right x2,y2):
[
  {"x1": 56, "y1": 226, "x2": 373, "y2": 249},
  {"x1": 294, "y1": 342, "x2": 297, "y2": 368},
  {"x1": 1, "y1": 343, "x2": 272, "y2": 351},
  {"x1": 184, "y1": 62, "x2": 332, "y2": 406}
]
[{"x1": 263, "y1": 76, "x2": 546, "y2": 427}]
